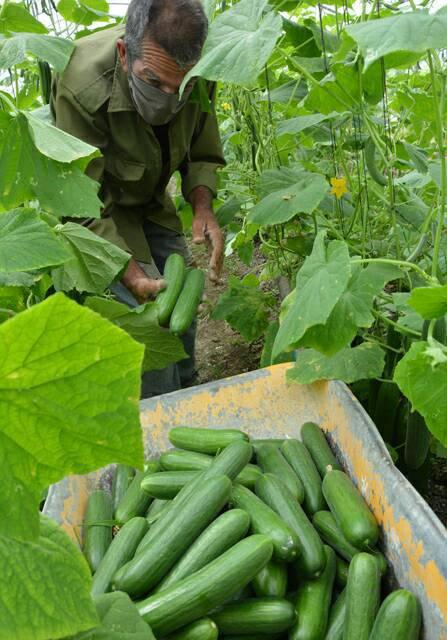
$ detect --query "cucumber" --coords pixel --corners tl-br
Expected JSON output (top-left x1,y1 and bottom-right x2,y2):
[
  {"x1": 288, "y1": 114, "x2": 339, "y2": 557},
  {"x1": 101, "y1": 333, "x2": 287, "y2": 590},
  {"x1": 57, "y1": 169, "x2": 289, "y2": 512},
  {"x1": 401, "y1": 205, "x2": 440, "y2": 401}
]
[
  {"x1": 288, "y1": 545, "x2": 336, "y2": 640},
  {"x1": 37, "y1": 60, "x2": 52, "y2": 104},
  {"x1": 170, "y1": 268, "x2": 205, "y2": 335},
  {"x1": 301, "y1": 422, "x2": 342, "y2": 477},
  {"x1": 155, "y1": 509, "x2": 250, "y2": 592},
  {"x1": 405, "y1": 410, "x2": 430, "y2": 470},
  {"x1": 335, "y1": 556, "x2": 349, "y2": 588},
  {"x1": 252, "y1": 560, "x2": 288, "y2": 598},
  {"x1": 113, "y1": 475, "x2": 232, "y2": 597},
  {"x1": 156, "y1": 253, "x2": 186, "y2": 326},
  {"x1": 112, "y1": 464, "x2": 135, "y2": 514},
  {"x1": 137, "y1": 441, "x2": 252, "y2": 555},
  {"x1": 141, "y1": 470, "x2": 198, "y2": 499},
  {"x1": 146, "y1": 498, "x2": 169, "y2": 523},
  {"x1": 369, "y1": 589, "x2": 421, "y2": 640},
  {"x1": 164, "y1": 618, "x2": 218, "y2": 640},
  {"x1": 212, "y1": 598, "x2": 296, "y2": 635},
  {"x1": 325, "y1": 588, "x2": 346, "y2": 640},
  {"x1": 231, "y1": 483, "x2": 300, "y2": 562},
  {"x1": 159, "y1": 448, "x2": 262, "y2": 488},
  {"x1": 281, "y1": 439, "x2": 326, "y2": 515},
  {"x1": 256, "y1": 444, "x2": 304, "y2": 502},
  {"x1": 115, "y1": 461, "x2": 160, "y2": 524},
  {"x1": 83, "y1": 490, "x2": 113, "y2": 573},
  {"x1": 374, "y1": 382, "x2": 401, "y2": 443},
  {"x1": 221, "y1": 637, "x2": 283, "y2": 640},
  {"x1": 251, "y1": 438, "x2": 285, "y2": 453},
  {"x1": 169, "y1": 426, "x2": 249, "y2": 454},
  {"x1": 91, "y1": 516, "x2": 148, "y2": 596},
  {"x1": 393, "y1": 399, "x2": 409, "y2": 448},
  {"x1": 137, "y1": 535, "x2": 273, "y2": 636},
  {"x1": 365, "y1": 137, "x2": 387, "y2": 186},
  {"x1": 256, "y1": 473, "x2": 326, "y2": 579},
  {"x1": 312, "y1": 511, "x2": 387, "y2": 574},
  {"x1": 322, "y1": 470, "x2": 379, "y2": 549},
  {"x1": 344, "y1": 553, "x2": 381, "y2": 640}
]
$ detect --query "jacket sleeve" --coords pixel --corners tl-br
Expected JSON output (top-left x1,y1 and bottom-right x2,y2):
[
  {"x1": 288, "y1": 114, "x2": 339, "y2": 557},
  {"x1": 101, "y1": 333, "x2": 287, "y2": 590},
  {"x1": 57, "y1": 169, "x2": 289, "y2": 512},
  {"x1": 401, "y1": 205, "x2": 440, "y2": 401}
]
[
  {"x1": 50, "y1": 77, "x2": 133, "y2": 254},
  {"x1": 180, "y1": 82, "x2": 226, "y2": 200}
]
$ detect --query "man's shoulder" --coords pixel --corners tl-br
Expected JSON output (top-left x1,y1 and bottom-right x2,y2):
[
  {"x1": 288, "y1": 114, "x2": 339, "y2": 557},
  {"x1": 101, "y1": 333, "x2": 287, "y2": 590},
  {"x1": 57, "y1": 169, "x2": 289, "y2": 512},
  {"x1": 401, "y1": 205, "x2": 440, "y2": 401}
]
[{"x1": 58, "y1": 24, "x2": 125, "y2": 114}]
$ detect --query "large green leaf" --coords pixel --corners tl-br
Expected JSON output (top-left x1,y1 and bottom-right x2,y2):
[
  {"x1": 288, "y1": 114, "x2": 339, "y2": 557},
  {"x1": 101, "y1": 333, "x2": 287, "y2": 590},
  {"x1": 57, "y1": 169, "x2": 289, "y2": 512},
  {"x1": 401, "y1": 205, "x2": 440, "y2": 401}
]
[
  {"x1": 347, "y1": 11, "x2": 447, "y2": 71},
  {"x1": 257, "y1": 165, "x2": 306, "y2": 197},
  {"x1": 182, "y1": 0, "x2": 282, "y2": 89},
  {"x1": 287, "y1": 343, "x2": 385, "y2": 385},
  {"x1": 211, "y1": 274, "x2": 274, "y2": 342},
  {"x1": 0, "y1": 3, "x2": 48, "y2": 34},
  {"x1": 248, "y1": 173, "x2": 328, "y2": 225},
  {"x1": 69, "y1": 591, "x2": 156, "y2": 639},
  {"x1": 0, "y1": 115, "x2": 102, "y2": 218},
  {"x1": 394, "y1": 341, "x2": 447, "y2": 446},
  {"x1": 273, "y1": 233, "x2": 351, "y2": 359},
  {"x1": 85, "y1": 297, "x2": 187, "y2": 372},
  {"x1": 277, "y1": 112, "x2": 342, "y2": 136},
  {"x1": 302, "y1": 263, "x2": 402, "y2": 355},
  {"x1": 0, "y1": 293, "x2": 144, "y2": 541},
  {"x1": 0, "y1": 515, "x2": 97, "y2": 640},
  {"x1": 0, "y1": 33, "x2": 74, "y2": 71},
  {"x1": 52, "y1": 223, "x2": 130, "y2": 294},
  {"x1": 0, "y1": 209, "x2": 69, "y2": 272},
  {"x1": 57, "y1": 0, "x2": 110, "y2": 26},
  {"x1": 408, "y1": 285, "x2": 447, "y2": 320}
]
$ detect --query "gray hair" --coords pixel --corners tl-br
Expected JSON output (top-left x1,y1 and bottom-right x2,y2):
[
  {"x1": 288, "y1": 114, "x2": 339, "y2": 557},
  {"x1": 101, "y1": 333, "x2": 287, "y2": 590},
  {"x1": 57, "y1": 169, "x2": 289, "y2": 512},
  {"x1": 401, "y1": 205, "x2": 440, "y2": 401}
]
[{"x1": 125, "y1": 0, "x2": 208, "y2": 67}]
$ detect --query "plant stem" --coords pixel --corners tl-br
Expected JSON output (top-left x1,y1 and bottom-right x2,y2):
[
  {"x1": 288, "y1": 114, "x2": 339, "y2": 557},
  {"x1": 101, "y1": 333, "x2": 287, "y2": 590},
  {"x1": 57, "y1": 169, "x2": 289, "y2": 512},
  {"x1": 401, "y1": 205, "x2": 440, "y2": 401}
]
[
  {"x1": 373, "y1": 310, "x2": 421, "y2": 338},
  {"x1": 351, "y1": 257, "x2": 435, "y2": 283}
]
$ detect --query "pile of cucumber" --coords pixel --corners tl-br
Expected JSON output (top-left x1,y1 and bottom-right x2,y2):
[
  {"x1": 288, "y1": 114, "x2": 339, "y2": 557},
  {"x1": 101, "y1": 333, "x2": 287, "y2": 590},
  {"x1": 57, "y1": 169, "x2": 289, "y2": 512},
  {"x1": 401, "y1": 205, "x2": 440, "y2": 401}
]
[
  {"x1": 83, "y1": 423, "x2": 422, "y2": 640},
  {"x1": 155, "y1": 253, "x2": 205, "y2": 336}
]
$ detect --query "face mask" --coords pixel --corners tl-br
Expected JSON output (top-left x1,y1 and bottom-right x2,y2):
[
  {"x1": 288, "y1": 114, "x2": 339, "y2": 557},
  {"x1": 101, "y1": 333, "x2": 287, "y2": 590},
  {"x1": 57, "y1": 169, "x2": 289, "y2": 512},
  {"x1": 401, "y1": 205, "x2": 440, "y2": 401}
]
[{"x1": 128, "y1": 72, "x2": 193, "y2": 126}]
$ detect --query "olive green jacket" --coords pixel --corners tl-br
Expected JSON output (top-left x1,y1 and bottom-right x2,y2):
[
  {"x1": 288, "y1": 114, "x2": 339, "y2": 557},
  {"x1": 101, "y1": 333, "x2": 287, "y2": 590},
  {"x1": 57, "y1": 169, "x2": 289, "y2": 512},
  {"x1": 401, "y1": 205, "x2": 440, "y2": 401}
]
[{"x1": 50, "y1": 25, "x2": 225, "y2": 262}]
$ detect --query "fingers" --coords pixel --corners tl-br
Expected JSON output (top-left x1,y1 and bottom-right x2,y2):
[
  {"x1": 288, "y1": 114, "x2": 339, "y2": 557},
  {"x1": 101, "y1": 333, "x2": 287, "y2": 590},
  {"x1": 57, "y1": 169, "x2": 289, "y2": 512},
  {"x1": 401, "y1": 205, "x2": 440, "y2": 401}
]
[
  {"x1": 192, "y1": 216, "x2": 206, "y2": 245},
  {"x1": 207, "y1": 226, "x2": 225, "y2": 283},
  {"x1": 133, "y1": 277, "x2": 165, "y2": 303}
]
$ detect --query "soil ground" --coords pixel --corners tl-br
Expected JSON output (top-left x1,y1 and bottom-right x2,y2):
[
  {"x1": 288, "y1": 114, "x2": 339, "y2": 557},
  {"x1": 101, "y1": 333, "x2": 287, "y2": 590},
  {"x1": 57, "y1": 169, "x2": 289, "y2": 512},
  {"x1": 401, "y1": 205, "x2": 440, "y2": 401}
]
[{"x1": 191, "y1": 244, "x2": 447, "y2": 527}]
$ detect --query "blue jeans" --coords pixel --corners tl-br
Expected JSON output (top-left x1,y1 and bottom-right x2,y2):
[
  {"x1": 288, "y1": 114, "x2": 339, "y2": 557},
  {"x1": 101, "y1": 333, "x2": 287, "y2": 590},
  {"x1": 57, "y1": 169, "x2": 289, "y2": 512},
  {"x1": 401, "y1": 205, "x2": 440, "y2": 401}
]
[{"x1": 111, "y1": 220, "x2": 197, "y2": 399}]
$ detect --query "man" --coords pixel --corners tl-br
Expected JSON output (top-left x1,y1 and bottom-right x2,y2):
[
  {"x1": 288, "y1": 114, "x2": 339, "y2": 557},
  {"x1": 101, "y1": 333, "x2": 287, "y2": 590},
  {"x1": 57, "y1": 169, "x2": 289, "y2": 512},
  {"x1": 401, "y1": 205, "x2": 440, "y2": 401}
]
[{"x1": 51, "y1": 0, "x2": 225, "y2": 397}]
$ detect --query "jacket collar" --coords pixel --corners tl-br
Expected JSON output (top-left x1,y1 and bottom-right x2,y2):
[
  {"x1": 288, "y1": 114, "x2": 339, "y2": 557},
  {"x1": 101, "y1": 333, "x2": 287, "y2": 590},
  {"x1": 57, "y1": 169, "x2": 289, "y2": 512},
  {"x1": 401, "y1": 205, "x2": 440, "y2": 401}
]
[{"x1": 108, "y1": 53, "x2": 135, "y2": 113}]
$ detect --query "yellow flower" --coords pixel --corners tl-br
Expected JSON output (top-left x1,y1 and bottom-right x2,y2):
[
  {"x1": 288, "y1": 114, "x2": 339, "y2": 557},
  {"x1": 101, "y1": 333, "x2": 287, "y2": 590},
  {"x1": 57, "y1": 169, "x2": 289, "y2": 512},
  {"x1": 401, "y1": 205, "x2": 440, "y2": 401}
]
[
  {"x1": 330, "y1": 176, "x2": 349, "y2": 199},
  {"x1": 222, "y1": 102, "x2": 231, "y2": 112}
]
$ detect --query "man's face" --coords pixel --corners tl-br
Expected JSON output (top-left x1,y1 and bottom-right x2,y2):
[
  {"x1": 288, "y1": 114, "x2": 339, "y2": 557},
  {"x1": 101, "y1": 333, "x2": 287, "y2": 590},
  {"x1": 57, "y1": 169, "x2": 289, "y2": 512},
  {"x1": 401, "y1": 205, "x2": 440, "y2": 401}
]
[{"x1": 117, "y1": 37, "x2": 194, "y2": 95}]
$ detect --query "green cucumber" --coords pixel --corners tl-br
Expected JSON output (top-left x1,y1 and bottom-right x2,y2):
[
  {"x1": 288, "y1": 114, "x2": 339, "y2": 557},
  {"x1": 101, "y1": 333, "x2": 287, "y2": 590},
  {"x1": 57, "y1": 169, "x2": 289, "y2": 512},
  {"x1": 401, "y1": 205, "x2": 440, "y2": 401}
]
[
  {"x1": 146, "y1": 498, "x2": 169, "y2": 523},
  {"x1": 83, "y1": 490, "x2": 113, "y2": 573},
  {"x1": 369, "y1": 589, "x2": 421, "y2": 640},
  {"x1": 344, "y1": 553, "x2": 381, "y2": 640},
  {"x1": 289, "y1": 545, "x2": 336, "y2": 640},
  {"x1": 141, "y1": 471, "x2": 198, "y2": 499},
  {"x1": 156, "y1": 253, "x2": 186, "y2": 326},
  {"x1": 231, "y1": 483, "x2": 300, "y2": 562},
  {"x1": 155, "y1": 508, "x2": 250, "y2": 592},
  {"x1": 91, "y1": 516, "x2": 148, "y2": 596},
  {"x1": 251, "y1": 438, "x2": 285, "y2": 453},
  {"x1": 221, "y1": 636, "x2": 283, "y2": 640},
  {"x1": 169, "y1": 426, "x2": 249, "y2": 454},
  {"x1": 164, "y1": 618, "x2": 218, "y2": 640},
  {"x1": 37, "y1": 60, "x2": 52, "y2": 104},
  {"x1": 252, "y1": 560, "x2": 288, "y2": 598},
  {"x1": 113, "y1": 475, "x2": 232, "y2": 597},
  {"x1": 212, "y1": 598, "x2": 296, "y2": 635},
  {"x1": 365, "y1": 137, "x2": 387, "y2": 186},
  {"x1": 281, "y1": 439, "x2": 326, "y2": 515},
  {"x1": 312, "y1": 511, "x2": 387, "y2": 574},
  {"x1": 112, "y1": 464, "x2": 135, "y2": 514},
  {"x1": 256, "y1": 473, "x2": 326, "y2": 579},
  {"x1": 115, "y1": 461, "x2": 160, "y2": 524},
  {"x1": 137, "y1": 535, "x2": 273, "y2": 636},
  {"x1": 159, "y1": 448, "x2": 261, "y2": 488},
  {"x1": 335, "y1": 556, "x2": 349, "y2": 588},
  {"x1": 405, "y1": 410, "x2": 430, "y2": 470},
  {"x1": 137, "y1": 441, "x2": 252, "y2": 555},
  {"x1": 322, "y1": 470, "x2": 379, "y2": 549},
  {"x1": 393, "y1": 399, "x2": 409, "y2": 448},
  {"x1": 374, "y1": 382, "x2": 401, "y2": 443},
  {"x1": 170, "y1": 268, "x2": 205, "y2": 335},
  {"x1": 256, "y1": 443, "x2": 304, "y2": 502},
  {"x1": 301, "y1": 423, "x2": 342, "y2": 477},
  {"x1": 325, "y1": 588, "x2": 346, "y2": 640}
]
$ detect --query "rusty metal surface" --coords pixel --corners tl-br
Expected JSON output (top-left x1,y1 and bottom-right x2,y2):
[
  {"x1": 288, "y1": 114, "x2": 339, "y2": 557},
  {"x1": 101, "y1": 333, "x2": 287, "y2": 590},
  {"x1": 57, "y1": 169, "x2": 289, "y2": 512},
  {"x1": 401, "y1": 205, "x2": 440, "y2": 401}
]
[{"x1": 44, "y1": 363, "x2": 447, "y2": 640}]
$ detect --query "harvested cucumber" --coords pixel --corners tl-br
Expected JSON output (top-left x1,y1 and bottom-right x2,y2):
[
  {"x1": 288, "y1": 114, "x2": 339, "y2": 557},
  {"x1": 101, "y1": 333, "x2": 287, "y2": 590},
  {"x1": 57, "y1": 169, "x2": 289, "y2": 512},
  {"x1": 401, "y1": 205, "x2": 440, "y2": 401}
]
[
  {"x1": 369, "y1": 589, "x2": 421, "y2": 640},
  {"x1": 301, "y1": 422, "x2": 341, "y2": 477},
  {"x1": 141, "y1": 470, "x2": 197, "y2": 499},
  {"x1": 257, "y1": 443, "x2": 304, "y2": 502},
  {"x1": 112, "y1": 464, "x2": 135, "y2": 514},
  {"x1": 137, "y1": 535, "x2": 273, "y2": 636},
  {"x1": 231, "y1": 483, "x2": 300, "y2": 562},
  {"x1": 325, "y1": 588, "x2": 346, "y2": 640},
  {"x1": 281, "y1": 439, "x2": 326, "y2": 515},
  {"x1": 164, "y1": 618, "x2": 218, "y2": 640},
  {"x1": 169, "y1": 426, "x2": 249, "y2": 454},
  {"x1": 156, "y1": 253, "x2": 186, "y2": 326},
  {"x1": 146, "y1": 498, "x2": 169, "y2": 523},
  {"x1": 170, "y1": 268, "x2": 205, "y2": 335},
  {"x1": 335, "y1": 555, "x2": 349, "y2": 588},
  {"x1": 344, "y1": 552, "x2": 381, "y2": 640},
  {"x1": 252, "y1": 560, "x2": 288, "y2": 598},
  {"x1": 83, "y1": 490, "x2": 113, "y2": 573},
  {"x1": 211, "y1": 598, "x2": 296, "y2": 635},
  {"x1": 115, "y1": 461, "x2": 160, "y2": 524}
]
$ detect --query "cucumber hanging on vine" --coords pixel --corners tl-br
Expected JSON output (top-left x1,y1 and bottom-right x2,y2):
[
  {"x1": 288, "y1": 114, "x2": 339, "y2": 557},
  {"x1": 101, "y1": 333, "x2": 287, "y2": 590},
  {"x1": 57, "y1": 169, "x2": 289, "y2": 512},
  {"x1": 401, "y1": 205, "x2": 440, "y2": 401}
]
[
  {"x1": 38, "y1": 60, "x2": 52, "y2": 105},
  {"x1": 365, "y1": 137, "x2": 388, "y2": 186}
]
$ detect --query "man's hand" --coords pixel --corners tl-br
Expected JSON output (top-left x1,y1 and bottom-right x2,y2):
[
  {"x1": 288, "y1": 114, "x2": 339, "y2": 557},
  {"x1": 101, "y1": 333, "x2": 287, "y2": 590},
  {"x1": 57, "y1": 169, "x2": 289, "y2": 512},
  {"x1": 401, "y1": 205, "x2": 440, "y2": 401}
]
[
  {"x1": 188, "y1": 186, "x2": 224, "y2": 283},
  {"x1": 121, "y1": 258, "x2": 165, "y2": 304}
]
